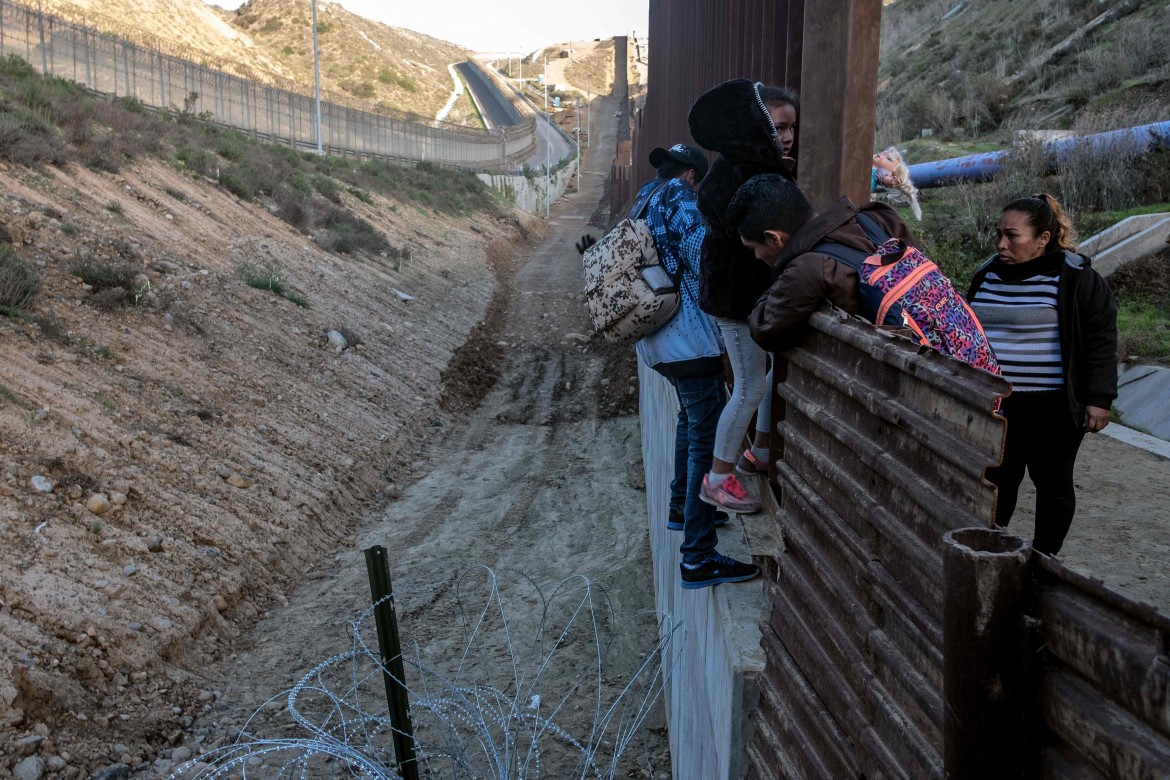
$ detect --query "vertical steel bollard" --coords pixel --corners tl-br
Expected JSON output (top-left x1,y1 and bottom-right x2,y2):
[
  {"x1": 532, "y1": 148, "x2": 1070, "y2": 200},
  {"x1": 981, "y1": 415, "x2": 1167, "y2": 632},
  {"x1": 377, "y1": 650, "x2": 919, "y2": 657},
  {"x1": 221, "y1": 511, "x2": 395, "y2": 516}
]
[
  {"x1": 363, "y1": 545, "x2": 420, "y2": 780},
  {"x1": 943, "y1": 527, "x2": 1030, "y2": 779},
  {"x1": 36, "y1": 7, "x2": 44, "y2": 74}
]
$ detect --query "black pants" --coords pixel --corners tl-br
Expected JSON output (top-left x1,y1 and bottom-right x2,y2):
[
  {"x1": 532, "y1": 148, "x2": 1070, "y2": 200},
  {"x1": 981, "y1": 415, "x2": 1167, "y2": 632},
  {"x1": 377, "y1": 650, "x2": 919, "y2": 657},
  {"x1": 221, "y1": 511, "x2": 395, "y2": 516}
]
[{"x1": 986, "y1": 390, "x2": 1086, "y2": 555}]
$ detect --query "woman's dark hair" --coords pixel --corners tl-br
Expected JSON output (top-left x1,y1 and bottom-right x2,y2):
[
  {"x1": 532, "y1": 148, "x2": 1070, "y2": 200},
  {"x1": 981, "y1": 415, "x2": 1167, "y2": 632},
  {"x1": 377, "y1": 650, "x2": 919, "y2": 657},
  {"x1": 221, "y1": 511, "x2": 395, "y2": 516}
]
[
  {"x1": 757, "y1": 85, "x2": 799, "y2": 111},
  {"x1": 656, "y1": 159, "x2": 695, "y2": 180},
  {"x1": 727, "y1": 173, "x2": 815, "y2": 242},
  {"x1": 1003, "y1": 193, "x2": 1077, "y2": 252}
]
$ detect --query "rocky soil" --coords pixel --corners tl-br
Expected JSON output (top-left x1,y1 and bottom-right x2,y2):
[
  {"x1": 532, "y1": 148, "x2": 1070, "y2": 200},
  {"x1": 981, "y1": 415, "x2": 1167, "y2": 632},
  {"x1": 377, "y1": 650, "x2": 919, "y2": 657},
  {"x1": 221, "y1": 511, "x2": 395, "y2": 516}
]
[{"x1": 0, "y1": 155, "x2": 536, "y2": 774}]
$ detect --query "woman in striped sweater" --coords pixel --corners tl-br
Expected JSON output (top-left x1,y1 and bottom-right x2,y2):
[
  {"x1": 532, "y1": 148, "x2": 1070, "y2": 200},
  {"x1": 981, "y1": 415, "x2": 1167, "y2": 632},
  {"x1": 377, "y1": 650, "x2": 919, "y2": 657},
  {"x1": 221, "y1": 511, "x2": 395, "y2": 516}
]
[{"x1": 967, "y1": 193, "x2": 1118, "y2": 555}]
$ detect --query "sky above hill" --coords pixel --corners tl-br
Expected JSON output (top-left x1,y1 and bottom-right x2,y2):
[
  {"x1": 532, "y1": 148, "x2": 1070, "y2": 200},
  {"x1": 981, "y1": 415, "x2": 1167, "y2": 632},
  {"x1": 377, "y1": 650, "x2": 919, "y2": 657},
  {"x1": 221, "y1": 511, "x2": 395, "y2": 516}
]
[{"x1": 202, "y1": 0, "x2": 649, "y2": 52}]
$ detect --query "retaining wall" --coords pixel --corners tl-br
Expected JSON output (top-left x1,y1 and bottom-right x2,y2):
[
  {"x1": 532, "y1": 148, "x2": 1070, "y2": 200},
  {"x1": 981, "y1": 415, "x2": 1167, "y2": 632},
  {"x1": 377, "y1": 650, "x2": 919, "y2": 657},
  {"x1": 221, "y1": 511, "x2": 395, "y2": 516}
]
[
  {"x1": 477, "y1": 160, "x2": 578, "y2": 215},
  {"x1": 639, "y1": 360, "x2": 767, "y2": 780}
]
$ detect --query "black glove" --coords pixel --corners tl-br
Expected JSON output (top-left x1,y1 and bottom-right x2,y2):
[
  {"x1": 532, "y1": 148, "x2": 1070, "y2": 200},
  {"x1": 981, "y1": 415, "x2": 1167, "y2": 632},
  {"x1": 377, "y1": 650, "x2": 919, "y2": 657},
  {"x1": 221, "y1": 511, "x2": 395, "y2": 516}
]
[{"x1": 574, "y1": 234, "x2": 596, "y2": 255}]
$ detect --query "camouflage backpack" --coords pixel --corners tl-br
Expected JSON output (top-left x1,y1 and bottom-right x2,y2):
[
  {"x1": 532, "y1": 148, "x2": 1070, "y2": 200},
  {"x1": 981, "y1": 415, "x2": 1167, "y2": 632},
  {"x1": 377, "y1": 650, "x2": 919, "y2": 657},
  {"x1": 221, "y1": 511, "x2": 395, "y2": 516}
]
[{"x1": 582, "y1": 183, "x2": 682, "y2": 342}]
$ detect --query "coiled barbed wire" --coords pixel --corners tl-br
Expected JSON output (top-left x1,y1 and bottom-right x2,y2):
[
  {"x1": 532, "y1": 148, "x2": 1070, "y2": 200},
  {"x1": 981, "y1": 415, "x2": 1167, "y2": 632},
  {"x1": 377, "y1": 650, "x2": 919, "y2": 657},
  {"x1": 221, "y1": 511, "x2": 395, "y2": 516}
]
[{"x1": 171, "y1": 566, "x2": 685, "y2": 780}]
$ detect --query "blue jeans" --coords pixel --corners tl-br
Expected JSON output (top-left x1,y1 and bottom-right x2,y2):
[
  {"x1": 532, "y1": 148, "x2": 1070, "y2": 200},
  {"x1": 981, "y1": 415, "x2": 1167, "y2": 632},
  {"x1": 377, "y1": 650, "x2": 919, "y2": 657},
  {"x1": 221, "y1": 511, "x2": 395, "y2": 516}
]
[{"x1": 667, "y1": 373, "x2": 726, "y2": 565}]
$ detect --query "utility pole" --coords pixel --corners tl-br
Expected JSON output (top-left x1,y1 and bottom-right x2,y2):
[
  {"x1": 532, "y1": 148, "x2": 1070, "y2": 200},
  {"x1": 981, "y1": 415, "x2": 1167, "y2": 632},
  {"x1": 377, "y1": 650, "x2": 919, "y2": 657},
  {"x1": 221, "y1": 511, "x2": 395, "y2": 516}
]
[
  {"x1": 544, "y1": 54, "x2": 550, "y2": 217},
  {"x1": 311, "y1": 0, "x2": 323, "y2": 154},
  {"x1": 586, "y1": 87, "x2": 591, "y2": 150},
  {"x1": 575, "y1": 100, "x2": 581, "y2": 193}
]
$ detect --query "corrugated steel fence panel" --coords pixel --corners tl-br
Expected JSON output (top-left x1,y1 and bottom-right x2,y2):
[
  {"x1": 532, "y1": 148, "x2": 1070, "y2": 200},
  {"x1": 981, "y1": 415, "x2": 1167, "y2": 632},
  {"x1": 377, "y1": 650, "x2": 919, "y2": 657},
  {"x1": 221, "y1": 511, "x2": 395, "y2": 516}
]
[
  {"x1": 1032, "y1": 556, "x2": 1170, "y2": 778},
  {"x1": 750, "y1": 311, "x2": 1009, "y2": 778},
  {"x1": 743, "y1": 312, "x2": 1170, "y2": 779},
  {"x1": 614, "y1": 36, "x2": 630, "y2": 141},
  {"x1": 614, "y1": 0, "x2": 803, "y2": 222}
]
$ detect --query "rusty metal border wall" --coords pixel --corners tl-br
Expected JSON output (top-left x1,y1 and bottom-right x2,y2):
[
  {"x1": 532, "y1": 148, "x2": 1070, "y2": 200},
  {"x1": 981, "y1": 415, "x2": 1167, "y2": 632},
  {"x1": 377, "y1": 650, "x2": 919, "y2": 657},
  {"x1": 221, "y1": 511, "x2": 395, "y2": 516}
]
[
  {"x1": 746, "y1": 311, "x2": 1009, "y2": 778},
  {"x1": 614, "y1": 36, "x2": 630, "y2": 142},
  {"x1": 1030, "y1": 555, "x2": 1170, "y2": 777},
  {"x1": 0, "y1": 0, "x2": 536, "y2": 170},
  {"x1": 615, "y1": 0, "x2": 803, "y2": 220},
  {"x1": 741, "y1": 311, "x2": 1170, "y2": 778}
]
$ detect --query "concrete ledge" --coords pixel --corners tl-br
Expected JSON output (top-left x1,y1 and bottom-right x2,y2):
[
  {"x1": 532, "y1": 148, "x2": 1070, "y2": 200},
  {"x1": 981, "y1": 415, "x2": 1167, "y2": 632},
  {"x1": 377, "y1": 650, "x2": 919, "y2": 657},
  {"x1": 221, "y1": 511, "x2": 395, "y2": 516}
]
[
  {"x1": 1101, "y1": 423, "x2": 1170, "y2": 461},
  {"x1": 639, "y1": 361, "x2": 768, "y2": 780},
  {"x1": 1079, "y1": 212, "x2": 1169, "y2": 257},
  {"x1": 1080, "y1": 214, "x2": 1170, "y2": 277},
  {"x1": 1113, "y1": 364, "x2": 1170, "y2": 445}
]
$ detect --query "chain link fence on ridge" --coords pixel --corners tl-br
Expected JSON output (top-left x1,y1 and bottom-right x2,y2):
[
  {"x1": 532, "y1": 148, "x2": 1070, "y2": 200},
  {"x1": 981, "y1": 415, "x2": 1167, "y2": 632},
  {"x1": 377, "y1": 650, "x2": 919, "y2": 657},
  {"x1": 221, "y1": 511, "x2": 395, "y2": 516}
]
[{"x1": 0, "y1": 0, "x2": 536, "y2": 170}]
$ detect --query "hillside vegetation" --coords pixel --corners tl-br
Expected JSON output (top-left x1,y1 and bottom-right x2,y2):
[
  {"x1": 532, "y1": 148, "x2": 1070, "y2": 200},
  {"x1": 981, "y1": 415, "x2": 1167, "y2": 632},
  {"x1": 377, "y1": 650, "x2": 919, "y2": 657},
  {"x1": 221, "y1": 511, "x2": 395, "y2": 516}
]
[
  {"x1": 230, "y1": 0, "x2": 471, "y2": 122},
  {"x1": 0, "y1": 53, "x2": 528, "y2": 765},
  {"x1": 876, "y1": 0, "x2": 1170, "y2": 363},
  {"x1": 35, "y1": 0, "x2": 474, "y2": 123},
  {"x1": 878, "y1": 0, "x2": 1170, "y2": 145}
]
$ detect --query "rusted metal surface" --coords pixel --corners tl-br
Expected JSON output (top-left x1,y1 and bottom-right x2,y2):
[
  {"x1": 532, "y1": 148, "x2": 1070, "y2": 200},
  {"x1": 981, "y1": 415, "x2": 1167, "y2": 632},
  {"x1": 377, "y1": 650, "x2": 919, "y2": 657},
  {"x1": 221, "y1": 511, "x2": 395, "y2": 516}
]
[
  {"x1": 614, "y1": 36, "x2": 630, "y2": 141},
  {"x1": 751, "y1": 311, "x2": 1009, "y2": 778},
  {"x1": 620, "y1": 0, "x2": 804, "y2": 217},
  {"x1": 1031, "y1": 554, "x2": 1170, "y2": 779},
  {"x1": 943, "y1": 528, "x2": 1031, "y2": 779},
  {"x1": 747, "y1": 314, "x2": 1170, "y2": 779},
  {"x1": 796, "y1": 0, "x2": 883, "y2": 210}
]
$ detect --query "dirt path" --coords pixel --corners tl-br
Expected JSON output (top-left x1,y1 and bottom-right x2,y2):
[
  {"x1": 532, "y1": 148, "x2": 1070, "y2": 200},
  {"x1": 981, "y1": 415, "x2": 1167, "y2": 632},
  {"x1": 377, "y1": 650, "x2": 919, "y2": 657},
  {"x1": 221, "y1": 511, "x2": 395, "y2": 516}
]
[
  {"x1": 1010, "y1": 433, "x2": 1170, "y2": 609},
  {"x1": 171, "y1": 95, "x2": 669, "y2": 778}
]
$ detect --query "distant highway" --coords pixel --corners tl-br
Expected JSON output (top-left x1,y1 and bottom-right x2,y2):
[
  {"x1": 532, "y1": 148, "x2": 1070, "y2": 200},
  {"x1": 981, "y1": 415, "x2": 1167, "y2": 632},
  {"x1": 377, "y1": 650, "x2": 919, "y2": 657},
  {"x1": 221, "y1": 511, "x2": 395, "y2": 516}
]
[
  {"x1": 455, "y1": 61, "x2": 522, "y2": 129},
  {"x1": 455, "y1": 60, "x2": 576, "y2": 171}
]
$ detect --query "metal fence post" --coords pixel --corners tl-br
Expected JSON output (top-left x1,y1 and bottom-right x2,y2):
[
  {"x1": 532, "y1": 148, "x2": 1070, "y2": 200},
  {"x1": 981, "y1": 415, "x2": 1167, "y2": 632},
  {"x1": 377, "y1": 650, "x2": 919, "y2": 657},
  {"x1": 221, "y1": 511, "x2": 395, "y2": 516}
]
[
  {"x1": 943, "y1": 528, "x2": 1030, "y2": 779},
  {"x1": 36, "y1": 6, "x2": 44, "y2": 73},
  {"x1": 363, "y1": 545, "x2": 420, "y2": 780}
]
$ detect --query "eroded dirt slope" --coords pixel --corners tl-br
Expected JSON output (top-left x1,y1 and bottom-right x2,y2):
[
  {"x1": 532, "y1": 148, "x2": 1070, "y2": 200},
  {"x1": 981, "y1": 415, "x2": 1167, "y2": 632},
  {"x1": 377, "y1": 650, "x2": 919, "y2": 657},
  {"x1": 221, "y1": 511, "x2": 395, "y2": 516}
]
[
  {"x1": 171, "y1": 93, "x2": 667, "y2": 778},
  {"x1": 0, "y1": 156, "x2": 533, "y2": 770}
]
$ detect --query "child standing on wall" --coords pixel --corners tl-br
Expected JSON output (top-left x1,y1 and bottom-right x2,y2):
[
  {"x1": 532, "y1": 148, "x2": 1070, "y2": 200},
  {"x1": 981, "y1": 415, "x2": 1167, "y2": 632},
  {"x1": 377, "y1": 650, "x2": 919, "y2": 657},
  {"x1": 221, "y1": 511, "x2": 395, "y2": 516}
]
[{"x1": 687, "y1": 79, "x2": 801, "y2": 517}]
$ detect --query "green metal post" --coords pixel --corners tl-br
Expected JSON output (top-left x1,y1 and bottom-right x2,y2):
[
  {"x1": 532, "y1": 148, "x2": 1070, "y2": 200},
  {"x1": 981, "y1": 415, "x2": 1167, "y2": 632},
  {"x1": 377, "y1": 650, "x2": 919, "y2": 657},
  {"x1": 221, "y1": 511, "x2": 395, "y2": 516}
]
[{"x1": 363, "y1": 545, "x2": 420, "y2": 780}]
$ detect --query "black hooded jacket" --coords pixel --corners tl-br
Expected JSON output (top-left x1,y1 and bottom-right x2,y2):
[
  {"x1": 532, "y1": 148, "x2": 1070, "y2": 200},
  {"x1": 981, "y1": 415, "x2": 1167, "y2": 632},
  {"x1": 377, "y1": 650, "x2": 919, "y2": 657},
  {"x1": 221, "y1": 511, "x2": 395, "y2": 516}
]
[
  {"x1": 697, "y1": 157, "x2": 792, "y2": 320},
  {"x1": 967, "y1": 250, "x2": 1118, "y2": 427},
  {"x1": 689, "y1": 79, "x2": 795, "y2": 321}
]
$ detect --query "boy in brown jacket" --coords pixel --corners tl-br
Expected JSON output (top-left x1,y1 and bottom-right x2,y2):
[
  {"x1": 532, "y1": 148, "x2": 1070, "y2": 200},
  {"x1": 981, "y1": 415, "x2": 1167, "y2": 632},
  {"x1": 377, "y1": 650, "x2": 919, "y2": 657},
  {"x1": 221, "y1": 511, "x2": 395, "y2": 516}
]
[{"x1": 726, "y1": 174, "x2": 918, "y2": 351}]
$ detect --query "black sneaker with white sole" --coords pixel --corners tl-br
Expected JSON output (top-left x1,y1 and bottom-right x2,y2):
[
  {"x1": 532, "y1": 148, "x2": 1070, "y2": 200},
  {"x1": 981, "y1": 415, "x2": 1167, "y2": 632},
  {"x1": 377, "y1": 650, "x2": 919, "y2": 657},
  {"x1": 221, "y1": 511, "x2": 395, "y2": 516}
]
[
  {"x1": 666, "y1": 509, "x2": 730, "y2": 531},
  {"x1": 680, "y1": 552, "x2": 760, "y2": 589}
]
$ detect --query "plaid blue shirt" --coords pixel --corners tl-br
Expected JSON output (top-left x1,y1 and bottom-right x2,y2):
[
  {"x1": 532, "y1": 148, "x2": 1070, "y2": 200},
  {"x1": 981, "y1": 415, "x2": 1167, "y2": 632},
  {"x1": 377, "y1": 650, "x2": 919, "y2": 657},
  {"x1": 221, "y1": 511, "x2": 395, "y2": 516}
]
[
  {"x1": 634, "y1": 178, "x2": 704, "y2": 304},
  {"x1": 634, "y1": 178, "x2": 723, "y2": 369}
]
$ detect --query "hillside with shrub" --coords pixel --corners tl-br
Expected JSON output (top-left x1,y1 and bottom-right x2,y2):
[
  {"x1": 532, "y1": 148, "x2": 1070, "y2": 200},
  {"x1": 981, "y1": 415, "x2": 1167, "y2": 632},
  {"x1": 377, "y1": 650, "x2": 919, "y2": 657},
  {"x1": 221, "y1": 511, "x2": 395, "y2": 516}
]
[
  {"x1": 229, "y1": 0, "x2": 474, "y2": 122},
  {"x1": 876, "y1": 0, "x2": 1170, "y2": 363},
  {"x1": 878, "y1": 0, "x2": 1170, "y2": 145},
  {"x1": 0, "y1": 53, "x2": 532, "y2": 765},
  {"x1": 34, "y1": 0, "x2": 475, "y2": 123}
]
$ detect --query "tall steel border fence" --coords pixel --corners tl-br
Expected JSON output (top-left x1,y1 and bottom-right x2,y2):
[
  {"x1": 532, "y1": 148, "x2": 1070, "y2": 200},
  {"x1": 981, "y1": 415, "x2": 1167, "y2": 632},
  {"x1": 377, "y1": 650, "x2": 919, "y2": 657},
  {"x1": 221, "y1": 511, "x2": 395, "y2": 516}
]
[
  {"x1": 625, "y1": 1, "x2": 1170, "y2": 776},
  {"x1": 0, "y1": 0, "x2": 536, "y2": 169},
  {"x1": 745, "y1": 311, "x2": 1170, "y2": 779}
]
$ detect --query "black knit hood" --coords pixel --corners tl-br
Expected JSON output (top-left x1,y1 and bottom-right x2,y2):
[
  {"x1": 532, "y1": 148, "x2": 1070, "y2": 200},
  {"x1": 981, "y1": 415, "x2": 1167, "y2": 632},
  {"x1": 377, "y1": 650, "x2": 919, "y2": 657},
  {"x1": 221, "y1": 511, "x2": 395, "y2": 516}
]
[{"x1": 688, "y1": 79, "x2": 794, "y2": 166}]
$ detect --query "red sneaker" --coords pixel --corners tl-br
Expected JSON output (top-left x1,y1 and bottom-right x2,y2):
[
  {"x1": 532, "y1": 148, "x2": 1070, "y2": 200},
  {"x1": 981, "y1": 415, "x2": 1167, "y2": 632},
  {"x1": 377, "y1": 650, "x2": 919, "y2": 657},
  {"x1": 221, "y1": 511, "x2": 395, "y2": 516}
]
[
  {"x1": 735, "y1": 449, "x2": 768, "y2": 476},
  {"x1": 700, "y1": 473, "x2": 761, "y2": 514}
]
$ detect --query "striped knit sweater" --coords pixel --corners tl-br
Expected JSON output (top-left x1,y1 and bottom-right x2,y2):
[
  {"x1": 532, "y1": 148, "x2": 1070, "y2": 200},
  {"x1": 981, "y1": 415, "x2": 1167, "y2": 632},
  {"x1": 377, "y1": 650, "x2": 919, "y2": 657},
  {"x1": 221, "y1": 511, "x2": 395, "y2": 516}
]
[{"x1": 970, "y1": 252, "x2": 1064, "y2": 391}]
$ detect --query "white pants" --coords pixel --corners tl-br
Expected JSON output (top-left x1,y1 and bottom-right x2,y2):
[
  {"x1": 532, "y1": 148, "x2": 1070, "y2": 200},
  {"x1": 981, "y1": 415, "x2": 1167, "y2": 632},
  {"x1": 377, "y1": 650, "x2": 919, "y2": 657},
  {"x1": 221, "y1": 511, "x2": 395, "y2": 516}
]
[{"x1": 713, "y1": 318, "x2": 773, "y2": 463}]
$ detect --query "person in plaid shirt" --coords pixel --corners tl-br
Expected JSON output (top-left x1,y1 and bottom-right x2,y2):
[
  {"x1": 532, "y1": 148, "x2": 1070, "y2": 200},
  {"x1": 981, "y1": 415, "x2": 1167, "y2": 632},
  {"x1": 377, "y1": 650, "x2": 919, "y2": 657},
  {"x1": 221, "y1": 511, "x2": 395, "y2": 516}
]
[{"x1": 633, "y1": 143, "x2": 760, "y2": 590}]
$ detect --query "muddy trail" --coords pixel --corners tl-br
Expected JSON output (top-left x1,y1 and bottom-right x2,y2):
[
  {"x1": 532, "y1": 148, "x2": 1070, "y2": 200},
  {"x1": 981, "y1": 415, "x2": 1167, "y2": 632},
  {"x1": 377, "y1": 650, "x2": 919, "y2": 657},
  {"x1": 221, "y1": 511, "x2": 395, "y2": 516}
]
[{"x1": 162, "y1": 97, "x2": 669, "y2": 778}]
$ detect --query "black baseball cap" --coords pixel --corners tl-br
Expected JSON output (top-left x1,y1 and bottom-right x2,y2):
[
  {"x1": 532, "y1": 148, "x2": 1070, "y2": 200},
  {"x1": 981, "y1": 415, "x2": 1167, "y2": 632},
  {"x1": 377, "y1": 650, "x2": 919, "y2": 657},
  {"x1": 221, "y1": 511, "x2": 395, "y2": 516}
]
[{"x1": 648, "y1": 143, "x2": 709, "y2": 180}]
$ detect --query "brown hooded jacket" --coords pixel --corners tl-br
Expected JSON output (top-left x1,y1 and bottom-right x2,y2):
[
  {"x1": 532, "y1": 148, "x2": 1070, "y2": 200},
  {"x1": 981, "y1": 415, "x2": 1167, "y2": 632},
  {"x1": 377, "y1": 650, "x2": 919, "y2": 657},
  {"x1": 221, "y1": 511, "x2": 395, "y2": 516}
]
[{"x1": 748, "y1": 197, "x2": 919, "y2": 352}]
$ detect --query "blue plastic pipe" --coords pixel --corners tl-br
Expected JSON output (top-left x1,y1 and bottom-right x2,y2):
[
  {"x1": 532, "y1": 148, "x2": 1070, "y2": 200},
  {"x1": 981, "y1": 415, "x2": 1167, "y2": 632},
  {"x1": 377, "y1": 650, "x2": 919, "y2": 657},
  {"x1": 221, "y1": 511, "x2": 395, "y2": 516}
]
[{"x1": 906, "y1": 121, "x2": 1170, "y2": 189}]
